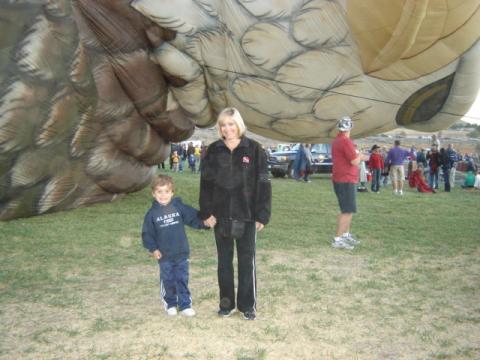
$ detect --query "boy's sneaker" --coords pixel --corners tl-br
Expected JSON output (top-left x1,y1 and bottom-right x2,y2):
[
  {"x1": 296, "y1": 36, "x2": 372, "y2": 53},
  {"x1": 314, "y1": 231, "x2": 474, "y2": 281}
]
[
  {"x1": 242, "y1": 311, "x2": 256, "y2": 320},
  {"x1": 218, "y1": 308, "x2": 236, "y2": 317},
  {"x1": 166, "y1": 307, "x2": 178, "y2": 316},
  {"x1": 180, "y1": 308, "x2": 196, "y2": 317},
  {"x1": 399, "y1": 190, "x2": 404, "y2": 195},
  {"x1": 342, "y1": 232, "x2": 360, "y2": 245},
  {"x1": 331, "y1": 238, "x2": 354, "y2": 250}
]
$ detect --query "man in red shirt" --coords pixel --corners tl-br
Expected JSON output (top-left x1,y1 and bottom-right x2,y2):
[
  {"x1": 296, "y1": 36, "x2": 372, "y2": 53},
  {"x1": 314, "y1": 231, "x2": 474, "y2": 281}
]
[{"x1": 331, "y1": 116, "x2": 369, "y2": 249}]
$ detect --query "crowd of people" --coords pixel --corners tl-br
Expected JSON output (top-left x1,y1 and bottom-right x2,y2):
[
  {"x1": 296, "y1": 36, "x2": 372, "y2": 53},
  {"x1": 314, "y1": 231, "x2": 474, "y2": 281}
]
[
  {"x1": 166, "y1": 142, "x2": 207, "y2": 173},
  {"x1": 164, "y1": 134, "x2": 480, "y2": 194},
  {"x1": 278, "y1": 138, "x2": 480, "y2": 194},
  {"x1": 366, "y1": 139, "x2": 480, "y2": 193}
]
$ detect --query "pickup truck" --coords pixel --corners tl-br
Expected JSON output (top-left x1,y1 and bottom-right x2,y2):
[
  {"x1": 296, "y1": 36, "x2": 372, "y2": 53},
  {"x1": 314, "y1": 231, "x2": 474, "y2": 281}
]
[{"x1": 267, "y1": 143, "x2": 332, "y2": 178}]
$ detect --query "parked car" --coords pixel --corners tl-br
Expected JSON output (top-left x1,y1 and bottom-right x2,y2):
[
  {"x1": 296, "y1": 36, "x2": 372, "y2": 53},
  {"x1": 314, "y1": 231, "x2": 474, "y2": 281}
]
[{"x1": 267, "y1": 143, "x2": 332, "y2": 178}]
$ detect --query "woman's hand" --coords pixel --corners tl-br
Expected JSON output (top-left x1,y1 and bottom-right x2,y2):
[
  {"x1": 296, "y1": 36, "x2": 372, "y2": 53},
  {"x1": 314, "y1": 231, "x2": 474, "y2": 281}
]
[
  {"x1": 256, "y1": 222, "x2": 264, "y2": 231},
  {"x1": 204, "y1": 215, "x2": 217, "y2": 228}
]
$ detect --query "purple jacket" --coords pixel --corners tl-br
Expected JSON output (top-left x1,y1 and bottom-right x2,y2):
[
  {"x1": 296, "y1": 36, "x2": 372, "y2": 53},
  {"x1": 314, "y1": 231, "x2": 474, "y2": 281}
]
[{"x1": 386, "y1": 146, "x2": 410, "y2": 166}]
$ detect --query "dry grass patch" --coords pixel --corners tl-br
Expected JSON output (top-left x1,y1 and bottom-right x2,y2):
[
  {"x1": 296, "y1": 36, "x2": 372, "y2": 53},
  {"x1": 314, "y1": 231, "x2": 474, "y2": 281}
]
[{"x1": 1, "y1": 249, "x2": 479, "y2": 360}]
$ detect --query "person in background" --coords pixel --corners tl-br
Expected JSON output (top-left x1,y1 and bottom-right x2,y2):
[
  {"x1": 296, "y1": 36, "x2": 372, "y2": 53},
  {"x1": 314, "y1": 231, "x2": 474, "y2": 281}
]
[
  {"x1": 446, "y1": 144, "x2": 458, "y2": 188},
  {"x1": 409, "y1": 164, "x2": 435, "y2": 193},
  {"x1": 462, "y1": 170, "x2": 476, "y2": 189},
  {"x1": 416, "y1": 148, "x2": 428, "y2": 170},
  {"x1": 178, "y1": 144, "x2": 186, "y2": 172},
  {"x1": 381, "y1": 146, "x2": 389, "y2": 187},
  {"x1": 427, "y1": 144, "x2": 441, "y2": 189},
  {"x1": 409, "y1": 145, "x2": 417, "y2": 159},
  {"x1": 357, "y1": 149, "x2": 368, "y2": 192},
  {"x1": 194, "y1": 144, "x2": 202, "y2": 167},
  {"x1": 171, "y1": 150, "x2": 180, "y2": 172},
  {"x1": 200, "y1": 107, "x2": 271, "y2": 321},
  {"x1": 439, "y1": 147, "x2": 451, "y2": 192},
  {"x1": 331, "y1": 116, "x2": 369, "y2": 250},
  {"x1": 460, "y1": 154, "x2": 477, "y2": 189},
  {"x1": 385, "y1": 140, "x2": 410, "y2": 195},
  {"x1": 464, "y1": 154, "x2": 475, "y2": 172},
  {"x1": 188, "y1": 152, "x2": 197, "y2": 173},
  {"x1": 169, "y1": 143, "x2": 179, "y2": 170},
  {"x1": 298, "y1": 144, "x2": 314, "y2": 182},
  {"x1": 431, "y1": 134, "x2": 441, "y2": 149},
  {"x1": 293, "y1": 143, "x2": 304, "y2": 180},
  {"x1": 187, "y1": 142, "x2": 195, "y2": 159},
  {"x1": 474, "y1": 169, "x2": 480, "y2": 189},
  {"x1": 407, "y1": 145, "x2": 417, "y2": 180},
  {"x1": 368, "y1": 144, "x2": 384, "y2": 193}
]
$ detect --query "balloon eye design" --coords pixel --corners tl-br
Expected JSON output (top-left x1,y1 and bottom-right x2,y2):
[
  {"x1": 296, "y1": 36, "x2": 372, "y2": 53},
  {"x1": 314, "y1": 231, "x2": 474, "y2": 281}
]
[{"x1": 396, "y1": 74, "x2": 455, "y2": 126}]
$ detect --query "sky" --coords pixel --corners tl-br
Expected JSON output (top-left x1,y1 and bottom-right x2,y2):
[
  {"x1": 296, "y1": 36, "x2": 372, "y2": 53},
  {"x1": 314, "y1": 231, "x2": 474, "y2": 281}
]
[{"x1": 464, "y1": 90, "x2": 480, "y2": 125}]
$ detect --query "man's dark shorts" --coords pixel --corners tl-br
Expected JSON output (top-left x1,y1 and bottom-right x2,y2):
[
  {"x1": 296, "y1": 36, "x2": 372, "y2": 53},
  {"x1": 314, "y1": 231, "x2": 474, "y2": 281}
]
[{"x1": 333, "y1": 182, "x2": 357, "y2": 214}]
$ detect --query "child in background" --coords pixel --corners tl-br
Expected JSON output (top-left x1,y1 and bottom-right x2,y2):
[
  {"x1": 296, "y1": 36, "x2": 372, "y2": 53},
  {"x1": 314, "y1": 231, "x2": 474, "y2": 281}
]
[
  {"x1": 142, "y1": 175, "x2": 209, "y2": 317},
  {"x1": 171, "y1": 151, "x2": 179, "y2": 172},
  {"x1": 368, "y1": 144, "x2": 384, "y2": 193},
  {"x1": 188, "y1": 152, "x2": 196, "y2": 173}
]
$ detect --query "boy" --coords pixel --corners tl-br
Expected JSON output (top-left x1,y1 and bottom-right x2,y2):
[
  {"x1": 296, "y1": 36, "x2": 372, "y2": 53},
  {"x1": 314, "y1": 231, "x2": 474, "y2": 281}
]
[{"x1": 142, "y1": 175, "x2": 207, "y2": 317}]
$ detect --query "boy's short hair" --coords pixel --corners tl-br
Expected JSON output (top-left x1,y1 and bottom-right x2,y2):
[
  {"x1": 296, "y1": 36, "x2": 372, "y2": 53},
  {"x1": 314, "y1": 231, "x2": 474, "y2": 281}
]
[{"x1": 151, "y1": 175, "x2": 175, "y2": 192}]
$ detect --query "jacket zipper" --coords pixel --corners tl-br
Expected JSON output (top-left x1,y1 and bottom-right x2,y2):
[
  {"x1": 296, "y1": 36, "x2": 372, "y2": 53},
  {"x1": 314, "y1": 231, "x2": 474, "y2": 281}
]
[{"x1": 228, "y1": 149, "x2": 233, "y2": 220}]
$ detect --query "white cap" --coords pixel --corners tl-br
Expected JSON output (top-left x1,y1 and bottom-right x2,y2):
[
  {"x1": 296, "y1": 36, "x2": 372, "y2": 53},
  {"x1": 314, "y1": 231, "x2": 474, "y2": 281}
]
[{"x1": 337, "y1": 116, "x2": 353, "y2": 132}]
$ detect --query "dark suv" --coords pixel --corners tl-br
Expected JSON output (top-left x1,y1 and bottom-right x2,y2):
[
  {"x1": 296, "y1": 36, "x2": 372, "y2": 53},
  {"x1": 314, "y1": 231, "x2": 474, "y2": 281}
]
[{"x1": 267, "y1": 144, "x2": 332, "y2": 178}]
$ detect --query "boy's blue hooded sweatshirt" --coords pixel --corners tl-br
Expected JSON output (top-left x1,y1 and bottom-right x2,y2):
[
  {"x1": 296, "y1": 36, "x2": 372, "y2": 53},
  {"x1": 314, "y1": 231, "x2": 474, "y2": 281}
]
[{"x1": 142, "y1": 197, "x2": 205, "y2": 261}]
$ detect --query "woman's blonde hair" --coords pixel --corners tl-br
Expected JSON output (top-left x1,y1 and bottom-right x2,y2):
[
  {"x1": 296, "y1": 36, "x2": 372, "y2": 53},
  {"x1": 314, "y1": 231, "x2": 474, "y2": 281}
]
[{"x1": 216, "y1": 107, "x2": 246, "y2": 139}]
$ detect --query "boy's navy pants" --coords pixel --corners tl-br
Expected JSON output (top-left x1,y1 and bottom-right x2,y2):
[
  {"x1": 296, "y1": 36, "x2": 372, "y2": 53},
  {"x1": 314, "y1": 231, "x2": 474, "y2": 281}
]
[
  {"x1": 214, "y1": 220, "x2": 257, "y2": 314},
  {"x1": 159, "y1": 258, "x2": 191, "y2": 310}
]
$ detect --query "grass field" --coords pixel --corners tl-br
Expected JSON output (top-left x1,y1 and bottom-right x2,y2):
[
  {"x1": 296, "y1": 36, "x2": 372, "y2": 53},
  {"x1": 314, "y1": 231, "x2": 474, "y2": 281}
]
[{"x1": 1, "y1": 171, "x2": 479, "y2": 359}]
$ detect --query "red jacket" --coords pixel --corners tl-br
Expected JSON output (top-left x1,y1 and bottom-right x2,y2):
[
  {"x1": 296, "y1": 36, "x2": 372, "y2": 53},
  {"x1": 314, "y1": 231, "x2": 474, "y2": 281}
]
[{"x1": 368, "y1": 153, "x2": 384, "y2": 170}]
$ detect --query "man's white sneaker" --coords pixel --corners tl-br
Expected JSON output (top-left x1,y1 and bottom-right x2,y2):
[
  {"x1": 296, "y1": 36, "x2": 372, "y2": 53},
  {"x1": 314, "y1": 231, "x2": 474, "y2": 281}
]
[
  {"x1": 180, "y1": 308, "x2": 196, "y2": 317},
  {"x1": 399, "y1": 190, "x2": 404, "y2": 195},
  {"x1": 166, "y1": 307, "x2": 178, "y2": 316},
  {"x1": 331, "y1": 238, "x2": 354, "y2": 250},
  {"x1": 342, "y1": 233, "x2": 360, "y2": 245}
]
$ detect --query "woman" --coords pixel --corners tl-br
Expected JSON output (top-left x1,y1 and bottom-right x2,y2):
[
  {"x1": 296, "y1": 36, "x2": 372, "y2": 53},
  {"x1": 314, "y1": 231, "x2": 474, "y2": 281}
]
[{"x1": 199, "y1": 107, "x2": 271, "y2": 320}]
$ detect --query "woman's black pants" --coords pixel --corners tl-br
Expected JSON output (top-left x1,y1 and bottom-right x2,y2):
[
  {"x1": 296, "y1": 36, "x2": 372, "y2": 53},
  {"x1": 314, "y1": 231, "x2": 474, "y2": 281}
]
[{"x1": 214, "y1": 220, "x2": 257, "y2": 313}]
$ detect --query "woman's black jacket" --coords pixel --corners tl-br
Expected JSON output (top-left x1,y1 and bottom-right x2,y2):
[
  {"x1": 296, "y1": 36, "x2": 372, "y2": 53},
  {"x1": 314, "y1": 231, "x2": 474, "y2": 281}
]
[{"x1": 199, "y1": 137, "x2": 271, "y2": 225}]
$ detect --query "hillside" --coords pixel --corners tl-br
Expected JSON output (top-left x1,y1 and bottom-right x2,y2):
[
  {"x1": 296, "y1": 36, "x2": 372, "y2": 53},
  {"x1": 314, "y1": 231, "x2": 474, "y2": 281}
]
[{"x1": 190, "y1": 127, "x2": 479, "y2": 154}]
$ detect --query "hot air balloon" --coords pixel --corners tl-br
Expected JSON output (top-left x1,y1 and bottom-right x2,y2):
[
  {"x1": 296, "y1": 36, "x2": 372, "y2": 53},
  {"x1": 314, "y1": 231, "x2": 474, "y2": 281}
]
[{"x1": 1, "y1": 0, "x2": 479, "y2": 220}]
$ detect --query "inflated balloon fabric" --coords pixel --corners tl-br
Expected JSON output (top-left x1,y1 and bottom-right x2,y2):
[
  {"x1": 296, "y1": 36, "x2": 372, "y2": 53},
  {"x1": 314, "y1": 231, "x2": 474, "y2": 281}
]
[{"x1": 1, "y1": 0, "x2": 479, "y2": 220}]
